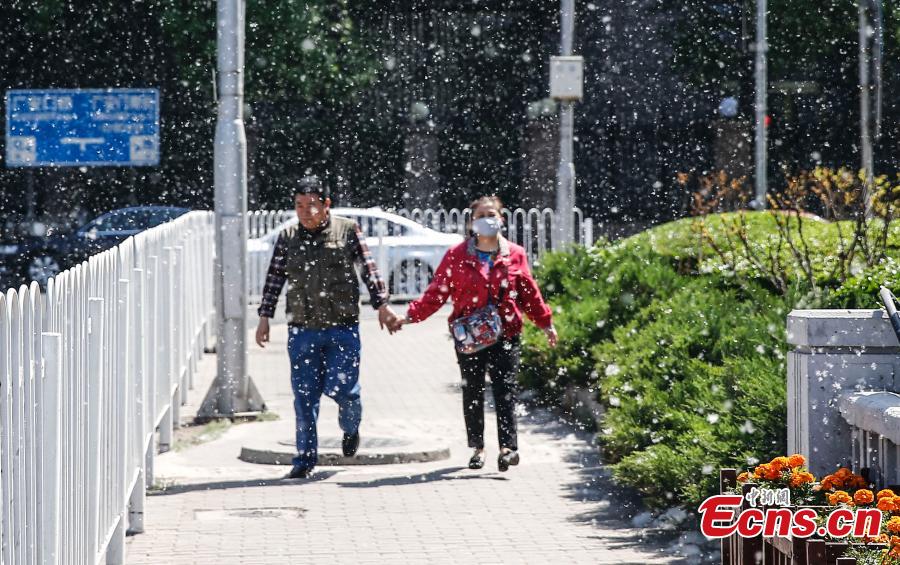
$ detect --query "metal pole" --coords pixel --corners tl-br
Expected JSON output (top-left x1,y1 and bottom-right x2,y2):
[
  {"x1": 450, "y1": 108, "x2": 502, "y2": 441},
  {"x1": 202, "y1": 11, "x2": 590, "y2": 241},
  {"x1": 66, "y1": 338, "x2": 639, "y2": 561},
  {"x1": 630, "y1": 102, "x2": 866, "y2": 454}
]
[
  {"x1": 859, "y1": 0, "x2": 874, "y2": 217},
  {"x1": 198, "y1": 0, "x2": 265, "y2": 420},
  {"x1": 753, "y1": 0, "x2": 768, "y2": 209},
  {"x1": 555, "y1": 0, "x2": 576, "y2": 248}
]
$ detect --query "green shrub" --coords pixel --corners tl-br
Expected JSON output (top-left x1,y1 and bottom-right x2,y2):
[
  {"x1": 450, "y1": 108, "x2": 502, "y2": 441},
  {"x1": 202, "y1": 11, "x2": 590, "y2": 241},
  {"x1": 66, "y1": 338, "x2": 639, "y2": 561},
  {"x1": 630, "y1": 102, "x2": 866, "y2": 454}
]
[
  {"x1": 520, "y1": 211, "x2": 900, "y2": 508},
  {"x1": 519, "y1": 213, "x2": 814, "y2": 509},
  {"x1": 521, "y1": 239, "x2": 690, "y2": 393},
  {"x1": 592, "y1": 280, "x2": 787, "y2": 502},
  {"x1": 824, "y1": 256, "x2": 900, "y2": 308}
]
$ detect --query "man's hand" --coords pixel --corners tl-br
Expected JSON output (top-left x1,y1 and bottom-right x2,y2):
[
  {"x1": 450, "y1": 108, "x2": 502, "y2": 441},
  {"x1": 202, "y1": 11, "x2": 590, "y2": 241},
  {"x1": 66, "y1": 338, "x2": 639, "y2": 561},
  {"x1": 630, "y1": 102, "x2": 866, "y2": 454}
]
[
  {"x1": 378, "y1": 304, "x2": 402, "y2": 334},
  {"x1": 256, "y1": 317, "x2": 271, "y2": 348}
]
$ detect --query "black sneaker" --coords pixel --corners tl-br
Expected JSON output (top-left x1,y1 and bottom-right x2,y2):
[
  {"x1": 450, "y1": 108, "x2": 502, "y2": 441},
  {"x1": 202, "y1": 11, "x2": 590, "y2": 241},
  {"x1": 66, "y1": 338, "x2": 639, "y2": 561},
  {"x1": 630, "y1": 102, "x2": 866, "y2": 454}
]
[
  {"x1": 498, "y1": 450, "x2": 520, "y2": 472},
  {"x1": 342, "y1": 432, "x2": 360, "y2": 457},
  {"x1": 468, "y1": 450, "x2": 486, "y2": 470},
  {"x1": 286, "y1": 466, "x2": 312, "y2": 479}
]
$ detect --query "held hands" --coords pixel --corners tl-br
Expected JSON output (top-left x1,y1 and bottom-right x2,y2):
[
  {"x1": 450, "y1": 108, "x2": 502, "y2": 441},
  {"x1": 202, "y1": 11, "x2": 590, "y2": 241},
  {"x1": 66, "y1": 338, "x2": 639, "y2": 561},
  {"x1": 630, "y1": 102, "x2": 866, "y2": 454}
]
[
  {"x1": 390, "y1": 316, "x2": 408, "y2": 333},
  {"x1": 255, "y1": 317, "x2": 270, "y2": 348},
  {"x1": 378, "y1": 305, "x2": 404, "y2": 335}
]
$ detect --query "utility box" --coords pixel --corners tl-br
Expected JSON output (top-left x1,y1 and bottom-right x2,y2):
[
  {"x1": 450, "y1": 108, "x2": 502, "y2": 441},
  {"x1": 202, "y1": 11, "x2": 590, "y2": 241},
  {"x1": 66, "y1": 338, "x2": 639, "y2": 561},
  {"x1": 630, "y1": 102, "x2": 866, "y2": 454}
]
[{"x1": 550, "y1": 56, "x2": 584, "y2": 101}]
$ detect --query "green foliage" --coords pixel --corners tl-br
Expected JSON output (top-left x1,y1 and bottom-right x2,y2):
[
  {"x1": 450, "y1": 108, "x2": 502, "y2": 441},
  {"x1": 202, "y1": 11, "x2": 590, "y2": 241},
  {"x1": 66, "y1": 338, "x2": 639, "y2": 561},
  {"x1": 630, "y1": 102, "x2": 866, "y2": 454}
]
[
  {"x1": 824, "y1": 257, "x2": 900, "y2": 309},
  {"x1": 595, "y1": 281, "x2": 787, "y2": 506},
  {"x1": 594, "y1": 279, "x2": 785, "y2": 454},
  {"x1": 844, "y1": 545, "x2": 888, "y2": 565},
  {"x1": 521, "y1": 211, "x2": 896, "y2": 508},
  {"x1": 665, "y1": 0, "x2": 861, "y2": 88},
  {"x1": 159, "y1": 0, "x2": 376, "y2": 103},
  {"x1": 520, "y1": 241, "x2": 690, "y2": 393}
]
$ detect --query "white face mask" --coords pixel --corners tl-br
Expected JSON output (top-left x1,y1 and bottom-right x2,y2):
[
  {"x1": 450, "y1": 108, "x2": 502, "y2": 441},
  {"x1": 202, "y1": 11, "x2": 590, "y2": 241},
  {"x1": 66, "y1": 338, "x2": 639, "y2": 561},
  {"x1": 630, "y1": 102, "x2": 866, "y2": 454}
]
[{"x1": 472, "y1": 216, "x2": 502, "y2": 237}]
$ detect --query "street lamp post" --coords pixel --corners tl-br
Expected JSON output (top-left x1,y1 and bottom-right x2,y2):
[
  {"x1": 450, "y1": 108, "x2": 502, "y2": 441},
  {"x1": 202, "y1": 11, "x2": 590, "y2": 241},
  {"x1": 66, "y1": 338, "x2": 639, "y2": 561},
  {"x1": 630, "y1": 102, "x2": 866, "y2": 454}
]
[
  {"x1": 554, "y1": 0, "x2": 577, "y2": 249},
  {"x1": 753, "y1": 0, "x2": 768, "y2": 209},
  {"x1": 198, "y1": 0, "x2": 265, "y2": 420},
  {"x1": 859, "y1": 0, "x2": 883, "y2": 218}
]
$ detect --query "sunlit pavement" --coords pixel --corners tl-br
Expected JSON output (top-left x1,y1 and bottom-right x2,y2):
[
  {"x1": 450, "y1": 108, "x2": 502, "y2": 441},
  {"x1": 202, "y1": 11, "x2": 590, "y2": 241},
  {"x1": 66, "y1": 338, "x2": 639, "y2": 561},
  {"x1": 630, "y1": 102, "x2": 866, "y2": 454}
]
[{"x1": 124, "y1": 305, "x2": 684, "y2": 564}]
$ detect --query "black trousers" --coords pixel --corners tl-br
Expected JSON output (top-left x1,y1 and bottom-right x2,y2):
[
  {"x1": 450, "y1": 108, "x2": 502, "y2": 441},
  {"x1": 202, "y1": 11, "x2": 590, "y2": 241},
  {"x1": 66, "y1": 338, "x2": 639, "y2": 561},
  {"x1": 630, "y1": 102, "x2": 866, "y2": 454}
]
[{"x1": 455, "y1": 336, "x2": 521, "y2": 451}]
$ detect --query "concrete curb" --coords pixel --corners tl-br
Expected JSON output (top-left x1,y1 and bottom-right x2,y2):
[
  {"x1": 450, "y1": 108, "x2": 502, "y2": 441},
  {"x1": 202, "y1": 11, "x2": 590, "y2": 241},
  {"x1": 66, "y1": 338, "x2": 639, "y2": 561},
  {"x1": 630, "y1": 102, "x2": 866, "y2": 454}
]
[{"x1": 239, "y1": 446, "x2": 451, "y2": 466}]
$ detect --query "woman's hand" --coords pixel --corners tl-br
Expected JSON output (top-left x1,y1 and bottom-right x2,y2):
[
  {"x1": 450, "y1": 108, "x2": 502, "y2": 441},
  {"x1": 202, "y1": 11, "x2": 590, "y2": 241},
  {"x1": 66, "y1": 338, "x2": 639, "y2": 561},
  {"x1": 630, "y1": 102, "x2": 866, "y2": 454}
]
[
  {"x1": 544, "y1": 325, "x2": 558, "y2": 348},
  {"x1": 388, "y1": 315, "x2": 409, "y2": 334}
]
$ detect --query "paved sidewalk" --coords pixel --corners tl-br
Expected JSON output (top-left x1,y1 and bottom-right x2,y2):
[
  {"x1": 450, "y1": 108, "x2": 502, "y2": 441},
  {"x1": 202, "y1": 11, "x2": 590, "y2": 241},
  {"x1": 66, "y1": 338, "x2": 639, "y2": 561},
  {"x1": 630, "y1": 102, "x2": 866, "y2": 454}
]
[{"x1": 125, "y1": 305, "x2": 682, "y2": 564}]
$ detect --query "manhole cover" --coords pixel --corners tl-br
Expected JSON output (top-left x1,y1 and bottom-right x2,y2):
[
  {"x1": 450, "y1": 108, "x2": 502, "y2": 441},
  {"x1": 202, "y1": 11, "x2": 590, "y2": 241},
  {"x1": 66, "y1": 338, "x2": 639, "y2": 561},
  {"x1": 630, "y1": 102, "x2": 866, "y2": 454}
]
[
  {"x1": 195, "y1": 507, "x2": 305, "y2": 520},
  {"x1": 276, "y1": 436, "x2": 412, "y2": 449}
]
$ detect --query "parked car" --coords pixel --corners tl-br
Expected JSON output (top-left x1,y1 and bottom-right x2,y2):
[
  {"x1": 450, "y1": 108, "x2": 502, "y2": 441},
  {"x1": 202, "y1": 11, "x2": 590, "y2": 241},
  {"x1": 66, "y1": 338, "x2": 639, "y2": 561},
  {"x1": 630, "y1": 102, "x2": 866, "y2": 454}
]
[
  {"x1": 7, "y1": 206, "x2": 190, "y2": 288},
  {"x1": 247, "y1": 207, "x2": 465, "y2": 300}
]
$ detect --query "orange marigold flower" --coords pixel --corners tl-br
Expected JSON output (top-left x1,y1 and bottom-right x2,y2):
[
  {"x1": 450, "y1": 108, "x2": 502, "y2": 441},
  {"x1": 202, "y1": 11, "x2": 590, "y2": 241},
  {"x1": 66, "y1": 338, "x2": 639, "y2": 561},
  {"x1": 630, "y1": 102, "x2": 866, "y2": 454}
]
[
  {"x1": 878, "y1": 489, "x2": 897, "y2": 500},
  {"x1": 820, "y1": 477, "x2": 834, "y2": 491},
  {"x1": 828, "y1": 491, "x2": 853, "y2": 506},
  {"x1": 787, "y1": 454, "x2": 805, "y2": 468},
  {"x1": 853, "y1": 489, "x2": 875, "y2": 505},
  {"x1": 849, "y1": 475, "x2": 869, "y2": 489},
  {"x1": 835, "y1": 468, "x2": 852, "y2": 479},
  {"x1": 892, "y1": 496, "x2": 900, "y2": 509},
  {"x1": 737, "y1": 472, "x2": 750, "y2": 483},
  {"x1": 878, "y1": 497, "x2": 897, "y2": 512},
  {"x1": 789, "y1": 472, "x2": 815, "y2": 488},
  {"x1": 754, "y1": 464, "x2": 771, "y2": 479},
  {"x1": 770, "y1": 457, "x2": 790, "y2": 471},
  {"x1": 887, "y1": 517, "x2": 900, "y2": 535}
]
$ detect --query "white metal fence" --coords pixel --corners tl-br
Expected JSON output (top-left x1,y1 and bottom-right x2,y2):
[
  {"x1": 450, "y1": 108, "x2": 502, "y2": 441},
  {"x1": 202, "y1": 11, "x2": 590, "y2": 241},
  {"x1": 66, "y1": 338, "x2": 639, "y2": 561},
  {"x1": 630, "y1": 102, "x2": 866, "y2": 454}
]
[
  {"x1": 395, "y1": 206, "x2": 594, "y2": 258},
  {"x1": 246, "y1": 207, "x2": 594, "y2": 303},
  {"x1": 246, "y1": 207, "x2": 594, "y2": 255},
  {"x1": 0, "y1": 211, "x2": 215, "y2": 564}
]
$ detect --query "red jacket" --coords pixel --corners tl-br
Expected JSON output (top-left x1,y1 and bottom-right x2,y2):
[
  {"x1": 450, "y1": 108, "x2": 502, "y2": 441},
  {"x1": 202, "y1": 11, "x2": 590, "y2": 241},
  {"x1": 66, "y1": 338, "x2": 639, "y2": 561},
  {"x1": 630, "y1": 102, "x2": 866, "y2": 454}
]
[{"x1": 406, "y1": 237, "x2": 553, "y2": 338}]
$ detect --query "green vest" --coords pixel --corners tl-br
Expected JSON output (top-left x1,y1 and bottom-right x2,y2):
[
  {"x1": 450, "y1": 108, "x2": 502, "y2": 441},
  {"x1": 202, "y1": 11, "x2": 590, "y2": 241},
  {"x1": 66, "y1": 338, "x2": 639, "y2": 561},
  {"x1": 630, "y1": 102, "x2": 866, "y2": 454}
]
[{"x1": 283, "y1": 215, "x2": 361, "y2": 328}]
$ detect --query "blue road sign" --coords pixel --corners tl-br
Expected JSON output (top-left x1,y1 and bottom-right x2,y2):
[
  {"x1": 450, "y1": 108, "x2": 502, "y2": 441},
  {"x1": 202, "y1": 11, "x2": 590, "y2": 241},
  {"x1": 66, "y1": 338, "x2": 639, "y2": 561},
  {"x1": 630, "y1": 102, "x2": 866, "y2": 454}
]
[{"x1": 5, "y1": 88, "x2": 160, "y2": 167}]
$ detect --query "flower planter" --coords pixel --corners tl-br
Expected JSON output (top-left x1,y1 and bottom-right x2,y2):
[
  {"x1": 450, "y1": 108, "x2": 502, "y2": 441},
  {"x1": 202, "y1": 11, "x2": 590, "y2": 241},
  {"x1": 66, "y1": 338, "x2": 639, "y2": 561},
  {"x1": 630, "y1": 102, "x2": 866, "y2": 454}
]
[{"x1": 719, "y1": 469, "x2": 885, "y2": 565}]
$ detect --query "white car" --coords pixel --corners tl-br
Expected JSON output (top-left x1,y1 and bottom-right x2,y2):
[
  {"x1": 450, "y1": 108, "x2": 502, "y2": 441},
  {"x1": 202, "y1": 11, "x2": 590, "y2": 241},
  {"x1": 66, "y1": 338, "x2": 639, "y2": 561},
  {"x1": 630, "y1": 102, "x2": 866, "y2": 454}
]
[{"x1": 247, "y1": 207, "x2": 465, "y2": 301}]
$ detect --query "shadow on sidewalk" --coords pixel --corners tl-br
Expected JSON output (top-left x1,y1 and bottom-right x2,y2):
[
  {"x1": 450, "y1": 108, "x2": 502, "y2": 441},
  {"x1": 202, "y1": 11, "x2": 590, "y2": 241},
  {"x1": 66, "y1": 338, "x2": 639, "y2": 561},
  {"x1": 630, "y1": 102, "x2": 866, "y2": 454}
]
[
  {"x1": 511, "y1": 399, "x2": 692, "y2": 564},
  {"x1": 149, "y1": 470, "x2": 340, "y2": 496},
  {"x1": 335, "y1": 466, "x2": 509, "y2": 488}
]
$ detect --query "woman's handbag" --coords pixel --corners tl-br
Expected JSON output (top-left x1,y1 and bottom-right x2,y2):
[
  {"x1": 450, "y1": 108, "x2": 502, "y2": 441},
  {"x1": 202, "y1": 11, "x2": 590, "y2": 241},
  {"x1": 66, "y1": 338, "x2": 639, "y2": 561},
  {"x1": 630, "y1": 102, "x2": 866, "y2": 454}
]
[
  {"x1": 450, "y1": 261, "x2": 506, "y2": 355},
  {"x1": 450, "y1": 303, "x2": 504, "y2": 355}
]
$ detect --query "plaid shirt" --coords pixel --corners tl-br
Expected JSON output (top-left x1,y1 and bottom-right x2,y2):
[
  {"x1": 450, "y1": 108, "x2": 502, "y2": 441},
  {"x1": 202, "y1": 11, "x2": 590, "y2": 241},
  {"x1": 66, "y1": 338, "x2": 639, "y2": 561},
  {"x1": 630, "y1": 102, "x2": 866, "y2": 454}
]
[{"x1": 256, "y1": 217, "x2": 389, "y2": 318}]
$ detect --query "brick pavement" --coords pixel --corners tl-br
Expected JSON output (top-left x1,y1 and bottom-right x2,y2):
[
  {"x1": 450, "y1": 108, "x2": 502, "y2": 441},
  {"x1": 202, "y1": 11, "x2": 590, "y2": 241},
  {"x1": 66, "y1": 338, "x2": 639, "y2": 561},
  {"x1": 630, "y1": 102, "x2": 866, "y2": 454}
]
[{"x1": 125, "y1": 305, "x2": 683, "y2": 564}]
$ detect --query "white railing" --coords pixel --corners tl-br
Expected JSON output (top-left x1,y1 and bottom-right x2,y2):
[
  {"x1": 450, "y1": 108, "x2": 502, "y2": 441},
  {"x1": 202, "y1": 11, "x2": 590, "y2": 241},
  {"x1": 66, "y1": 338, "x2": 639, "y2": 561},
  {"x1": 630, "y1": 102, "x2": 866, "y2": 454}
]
[
  {"x1": 0, "y1": 211, "x2": 215, "y2": 564},
  {"x1": 245, "y1": 207, "x2": 594, "y2": 304},
  {"x1": 247, "y1": 209, "x2": 294, "y2": 239},
  {"x1": 395, "y1": 206, "x2": 594, "y2": 256},
  {"x1": 246, "y1": 207, "x2": 594, "y2": 257}
]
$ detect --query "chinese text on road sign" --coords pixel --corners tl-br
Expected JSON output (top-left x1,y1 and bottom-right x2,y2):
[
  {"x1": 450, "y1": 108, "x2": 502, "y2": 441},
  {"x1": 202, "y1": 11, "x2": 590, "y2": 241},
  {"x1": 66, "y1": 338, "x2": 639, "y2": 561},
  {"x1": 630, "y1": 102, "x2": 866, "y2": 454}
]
[{"x1": 5, "y1": 88, "x2": 160, "y2": 167}]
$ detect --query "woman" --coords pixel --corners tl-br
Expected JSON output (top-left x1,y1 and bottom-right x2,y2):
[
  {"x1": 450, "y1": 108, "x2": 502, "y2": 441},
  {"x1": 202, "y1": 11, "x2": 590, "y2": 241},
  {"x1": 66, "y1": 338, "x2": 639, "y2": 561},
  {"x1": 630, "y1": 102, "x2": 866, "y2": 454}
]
[{"x1": 397, "y1": 196, "x2": 558, "y2": 471}]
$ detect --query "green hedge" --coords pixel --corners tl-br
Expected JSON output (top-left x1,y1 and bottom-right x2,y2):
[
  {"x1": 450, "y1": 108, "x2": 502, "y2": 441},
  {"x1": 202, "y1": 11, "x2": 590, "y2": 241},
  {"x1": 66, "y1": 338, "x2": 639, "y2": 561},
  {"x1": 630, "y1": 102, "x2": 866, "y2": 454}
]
[{"x1": 521, "y1": 212, "x2": 897, "y2": 508}]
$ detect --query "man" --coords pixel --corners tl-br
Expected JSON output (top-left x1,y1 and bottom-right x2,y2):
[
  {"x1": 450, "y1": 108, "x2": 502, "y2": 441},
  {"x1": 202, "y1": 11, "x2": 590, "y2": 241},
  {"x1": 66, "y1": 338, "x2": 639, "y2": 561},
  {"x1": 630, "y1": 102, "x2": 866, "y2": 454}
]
[{"x1": 255, "y1": 176, "x2": 401, "y2": 479}]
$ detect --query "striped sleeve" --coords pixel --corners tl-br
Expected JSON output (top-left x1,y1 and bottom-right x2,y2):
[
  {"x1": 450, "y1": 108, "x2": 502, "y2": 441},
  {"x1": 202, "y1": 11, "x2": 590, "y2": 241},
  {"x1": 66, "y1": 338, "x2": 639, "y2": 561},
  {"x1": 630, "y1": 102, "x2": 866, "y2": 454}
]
[
  {"x1": 350, "y1": 224, "x2": 389, "y2": 309},
  {"x1": 257, "y1": 232, "x2": 288, "y2": 318}
]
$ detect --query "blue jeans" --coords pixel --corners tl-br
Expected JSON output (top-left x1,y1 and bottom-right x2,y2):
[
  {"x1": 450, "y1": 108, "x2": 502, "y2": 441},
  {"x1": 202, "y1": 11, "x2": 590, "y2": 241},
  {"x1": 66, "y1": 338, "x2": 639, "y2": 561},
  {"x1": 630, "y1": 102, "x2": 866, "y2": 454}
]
[{"x1": 287, "y1": 324, "x2": 362, "y2": 469}]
